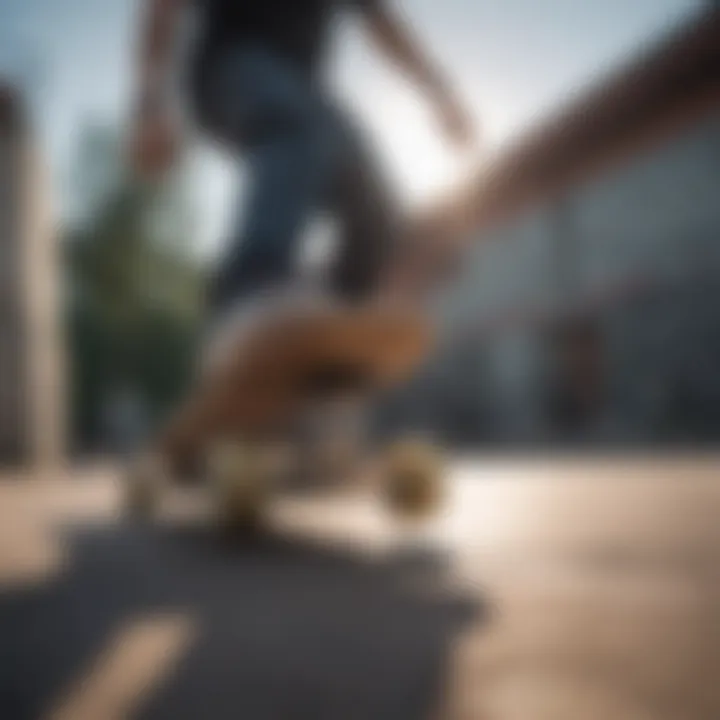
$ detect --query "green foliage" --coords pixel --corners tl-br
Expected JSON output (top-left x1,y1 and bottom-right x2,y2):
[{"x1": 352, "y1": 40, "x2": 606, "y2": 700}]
[{"x1": 64, "y1": 125, "x2": 204, "y2": 451}]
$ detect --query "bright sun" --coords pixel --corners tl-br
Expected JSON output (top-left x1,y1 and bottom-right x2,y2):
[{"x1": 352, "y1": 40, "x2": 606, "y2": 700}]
[{"x1": 370, "y1": 91, "x2": 478, "y2": 208}]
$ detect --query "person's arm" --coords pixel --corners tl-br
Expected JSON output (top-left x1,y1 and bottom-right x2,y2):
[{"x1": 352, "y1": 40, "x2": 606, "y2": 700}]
[
  {"x1": 128, "y1": 0, "x2": 187, "y2": 179},
  {"x1": 360, "y1": 1, "x2": 475, "y2": 146}
]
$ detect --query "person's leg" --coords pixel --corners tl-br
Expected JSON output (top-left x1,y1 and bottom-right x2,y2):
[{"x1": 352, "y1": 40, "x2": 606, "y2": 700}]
[
  {"x1": 197, "y1": 46, "x2": 335, "y2": 316},
  {"x1": 321, "y1": 105, "x2": 401, "y2": 301},
  {"x1": 209, "y1": 129, "x2": 328, "y2": 311}
]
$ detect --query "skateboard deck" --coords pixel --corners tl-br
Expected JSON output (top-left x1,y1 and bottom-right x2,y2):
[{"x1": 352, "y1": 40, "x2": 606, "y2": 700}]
[
  {"x1": 156, "y1": 304, "x2": 434, "y2": 472},
  {"x1": 125, "y1": 194, "x2": 481, "y2": 524}
]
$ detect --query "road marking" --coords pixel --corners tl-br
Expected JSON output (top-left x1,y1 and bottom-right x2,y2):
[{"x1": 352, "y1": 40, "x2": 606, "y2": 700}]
[{"x1": 47, "y1": 614, "x2": 196, "y2": 720}]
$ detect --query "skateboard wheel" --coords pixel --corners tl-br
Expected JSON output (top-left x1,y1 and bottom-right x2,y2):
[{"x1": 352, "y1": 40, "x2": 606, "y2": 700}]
[
  {"x1": 123, "y1": 453, "x2": 167, "y2": 520},
  {"x1": 206, "y1": 442, "x2": 275, "y2": 531},
  {"x1": 380, "y1": 438, "x2": 444, "y2": 520}
]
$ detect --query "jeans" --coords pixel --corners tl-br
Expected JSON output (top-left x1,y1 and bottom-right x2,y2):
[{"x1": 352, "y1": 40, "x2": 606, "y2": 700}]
[{"x1": 195, "y1": 45, "x2": 399, "y2": 317}]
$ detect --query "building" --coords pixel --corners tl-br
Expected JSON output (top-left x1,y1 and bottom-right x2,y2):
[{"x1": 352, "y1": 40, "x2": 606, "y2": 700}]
[
  {"x1": 0, "y1": 82, "x2": 65, "y2": 469},
  {"x1": 392, "y1": 6, "x2": 720, "y2": 447}
]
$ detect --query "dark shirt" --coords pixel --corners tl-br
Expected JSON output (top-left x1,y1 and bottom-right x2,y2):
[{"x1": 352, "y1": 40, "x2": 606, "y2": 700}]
[{"x1": 192, "y1": 0, "x2": 376, "y2": 81}]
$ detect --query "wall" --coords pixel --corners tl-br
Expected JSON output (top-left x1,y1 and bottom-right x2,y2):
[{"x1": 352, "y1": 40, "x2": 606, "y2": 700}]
[
  {"x1": 401, "y1": 110, "x2": 720, "y2": 446},
  {"x1": 0, "y1": 94, "x2": 64, "y2": 469}
]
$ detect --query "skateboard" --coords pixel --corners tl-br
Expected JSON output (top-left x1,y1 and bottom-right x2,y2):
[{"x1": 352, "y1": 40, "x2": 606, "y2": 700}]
[
  {"x1": 123, "y1": 188, "x2": 484, "y2": 530},
  {"x1": 124, "y1": 303, "x2": 445, "y2": 530}
]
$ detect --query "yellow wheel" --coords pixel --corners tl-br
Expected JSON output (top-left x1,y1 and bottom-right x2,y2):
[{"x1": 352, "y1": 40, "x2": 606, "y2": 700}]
[
  {"x1": 124, "y1": 453, "x2": 166, "y2": 520},
  {"x1": 206, "y1": 441, "x2": 277, "y2": 532},
  {"x1": 380, "y1": 437, "x2": 444, "y2": 521}
]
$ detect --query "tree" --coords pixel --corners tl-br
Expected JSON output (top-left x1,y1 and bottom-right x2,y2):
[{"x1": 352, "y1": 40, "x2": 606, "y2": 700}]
[{"x1": 64, "y1": 123, "x2": 204, "y2": 451}]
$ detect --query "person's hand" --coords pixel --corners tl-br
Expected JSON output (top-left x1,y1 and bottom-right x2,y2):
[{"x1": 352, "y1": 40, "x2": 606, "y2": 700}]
[
  {"x1": 433, "y1": 86, "x2": 477, "y2": 150},
  {"x1": 127, "y1": 92, "x2": 181, "y2": 181}
]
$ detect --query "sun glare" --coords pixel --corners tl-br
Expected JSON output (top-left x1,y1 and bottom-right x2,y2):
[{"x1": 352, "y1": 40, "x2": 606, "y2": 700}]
[{"x1": 371, "y1": 92, "x2": 479, "y2": 207}]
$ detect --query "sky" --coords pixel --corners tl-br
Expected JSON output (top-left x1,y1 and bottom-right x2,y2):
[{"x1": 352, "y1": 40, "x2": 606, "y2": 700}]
[{"x1": 0, "y1": 0, "x2": 706, "y2": 256}]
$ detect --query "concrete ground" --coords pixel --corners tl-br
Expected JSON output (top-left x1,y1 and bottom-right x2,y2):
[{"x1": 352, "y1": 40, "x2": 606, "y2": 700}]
[{"x1": 0, "y1": 457, "x2": 718, "y2": 719}]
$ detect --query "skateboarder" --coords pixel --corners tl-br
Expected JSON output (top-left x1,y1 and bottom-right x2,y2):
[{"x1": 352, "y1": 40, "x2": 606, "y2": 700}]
[{"x1": 128, "y1": 0, "x2": 476, "y2": 364}]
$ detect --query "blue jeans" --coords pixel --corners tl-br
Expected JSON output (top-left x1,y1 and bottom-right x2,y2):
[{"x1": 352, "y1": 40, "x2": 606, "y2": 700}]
[{"x1": 195, "y1": 45, "x2": 398, "y2": 316}]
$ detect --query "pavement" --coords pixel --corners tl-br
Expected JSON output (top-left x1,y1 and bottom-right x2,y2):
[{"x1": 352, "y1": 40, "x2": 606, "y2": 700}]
[{"x1": 0, "y1": 457, "x2": 719, "y2": 720}]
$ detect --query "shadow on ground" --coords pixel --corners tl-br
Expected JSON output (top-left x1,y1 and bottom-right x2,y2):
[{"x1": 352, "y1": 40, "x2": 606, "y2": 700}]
[{"x1": 0, "y1": 519, "x2": 485, "y2": 720}]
